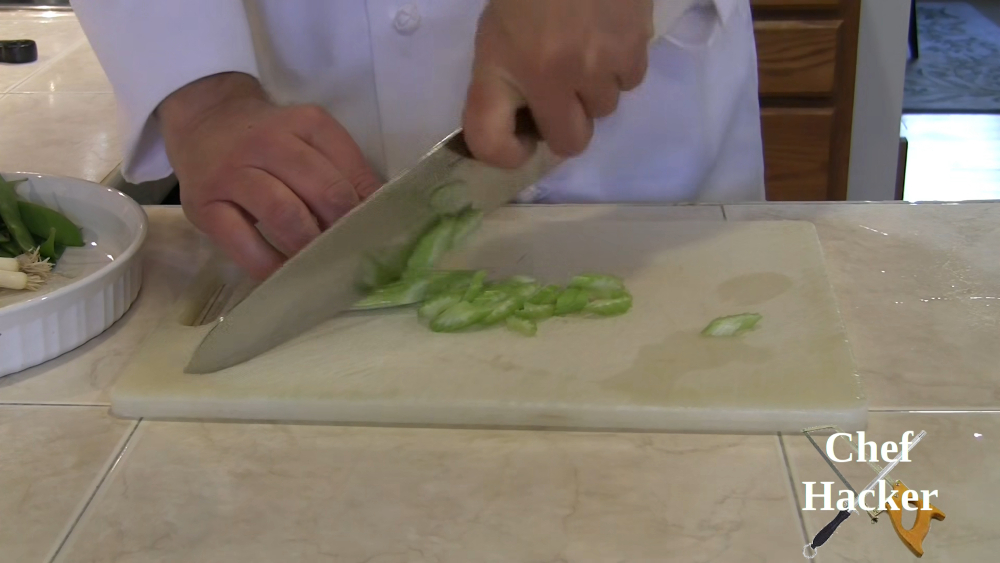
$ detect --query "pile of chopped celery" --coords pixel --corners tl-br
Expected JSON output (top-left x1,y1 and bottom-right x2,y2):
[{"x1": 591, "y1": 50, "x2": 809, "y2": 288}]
[{"x1": 353, "y1": 207, "x2": 632, "y2": 336}]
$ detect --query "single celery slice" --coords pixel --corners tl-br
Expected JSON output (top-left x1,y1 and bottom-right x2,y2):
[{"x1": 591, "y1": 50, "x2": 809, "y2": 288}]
[
  {"x1": 528, "y1": 284, "x2": 561, "y2": 305},
  {"x1": 430, "y1": 301, "x2": 490, "y2": 332},
  {"x1": 493, "y1": 280, "x2": 540, "y2": 300},
  {"x1": 462, "y1": 270, "x2": 488, "y2": 301},
  {"x1": 515, "y1": 302, "x2": 555, "y2": 321},
  {"x1": 406, "y1": 217, "x2": 457, "y2": 272},
  {"x1": 418, "y1": 293, "x2": 462, "y2": 321},
  {"x1": 554, "y1": 288, "x2": 588, "y2": 315},
  {"x1": 506, "y1": 315, "x2": 537, "y2": 336},
  {"x1": 482, "y1": 296, "x2": 523, "y2": 325},
  {"x1": 568, "y1": 274, "x2": 625, "y2": 293},
  {"x1": 584, "y1": 294, "x2": 633, "y2": 317},
  {"x1": 701, "y1": 313, "x2": 762, "y2": 337},
  {"x1": 353, "y1": 271, "x2": 465, "y2": 310}
]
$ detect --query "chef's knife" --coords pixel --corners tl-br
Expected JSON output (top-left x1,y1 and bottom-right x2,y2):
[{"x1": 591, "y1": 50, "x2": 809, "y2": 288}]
[{"x1": 185, "y1": 109, "x2": 561, "y2": 374}]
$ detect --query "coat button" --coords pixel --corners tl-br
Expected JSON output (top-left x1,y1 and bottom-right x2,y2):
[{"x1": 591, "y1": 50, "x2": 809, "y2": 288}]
[{"x1": 393, "y1": 3, "x2": 421, "y2": 35}]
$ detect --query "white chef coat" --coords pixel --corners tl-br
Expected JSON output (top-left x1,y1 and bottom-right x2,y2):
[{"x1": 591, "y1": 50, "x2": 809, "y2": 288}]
[{"x1": 71, "y1": 0, "x2": 765, "y2": 203}]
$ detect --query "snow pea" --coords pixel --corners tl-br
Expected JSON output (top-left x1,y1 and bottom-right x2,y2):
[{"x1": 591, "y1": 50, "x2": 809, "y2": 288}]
[
  {"x1": 38, "y1": 227, "x2": 58, "y2": 261},
  {"x1": 16, "y1": 200, "x2": 84, "y2": 247},
  {"x1": 0, "y1": 240, "x2": 19, "y2": 257},
  {"x1": 0, "y1": 179, "x2": 36, "y2": 253}
]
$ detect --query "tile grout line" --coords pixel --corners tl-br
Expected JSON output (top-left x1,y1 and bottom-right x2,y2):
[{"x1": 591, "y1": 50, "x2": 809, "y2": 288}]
[
  {"x1": 777, "y1": 432, "x2": 811, "y2": 553},
  {"x1": 868, "y1": 408, "x2": 1000, "y2": 413},
  {"x1": 0, "y1": 402, "x2": 110, "y2": 408},
  {"x1": 45, "y1": 418, "x2": 143, "y2": 563},
  {"x1": 2, "y1": 35, "x2": 88, "y2": 95}
]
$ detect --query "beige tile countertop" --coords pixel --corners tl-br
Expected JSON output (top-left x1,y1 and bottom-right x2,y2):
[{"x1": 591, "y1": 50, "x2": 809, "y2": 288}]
[
  {"x1": 0, "y1": 9, "x2": 175, "y2": 203},
  {"x1": 0, "y1": 9, "x2": 120, "y2": 184},
  {"x1": 0, "y1": 202, "x2": 996, "y2": 563}
]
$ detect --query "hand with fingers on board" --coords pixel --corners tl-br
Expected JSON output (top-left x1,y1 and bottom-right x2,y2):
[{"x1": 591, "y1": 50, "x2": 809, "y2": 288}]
[
  {"x1": 157, "y1": 72, "x2": 383, "y2": 281},
  {"x1": 462, "y1": 0, "x2": 655, "y2": 168}
]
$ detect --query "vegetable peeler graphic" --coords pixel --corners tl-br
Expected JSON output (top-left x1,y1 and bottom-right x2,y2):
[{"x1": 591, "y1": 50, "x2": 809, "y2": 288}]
[{"x1": 799, "y1": 426, "x2": 945, "y2": 559}]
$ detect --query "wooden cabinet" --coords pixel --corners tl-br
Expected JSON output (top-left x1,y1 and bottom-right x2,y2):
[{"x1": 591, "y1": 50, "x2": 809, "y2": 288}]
[{"x1": 751, "y1": 0, "x2": 861, "y2": 201}]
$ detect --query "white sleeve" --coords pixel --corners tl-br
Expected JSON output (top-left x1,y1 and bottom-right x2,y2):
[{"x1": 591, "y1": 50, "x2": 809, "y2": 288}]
[{"x1": 70, "y1": 0, "x2": 261, "y2": 183}]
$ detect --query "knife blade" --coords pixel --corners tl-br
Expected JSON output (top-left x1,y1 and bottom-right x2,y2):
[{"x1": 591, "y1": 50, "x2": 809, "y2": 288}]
[{"x1": 185, "y1": 109, "x2": 561, "y2": 374}]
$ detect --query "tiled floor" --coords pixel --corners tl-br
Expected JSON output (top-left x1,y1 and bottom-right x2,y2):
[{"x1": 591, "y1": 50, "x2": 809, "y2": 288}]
[
  {"x1": 922, "y1": 0, "x2": 1000, "y2": 27},
  {"x1": 903, "y1": 1, "x2": 1000, "y2": 202},
  {"x1": 901, "y1": 114, "x2": 1000, "y2": 202}
]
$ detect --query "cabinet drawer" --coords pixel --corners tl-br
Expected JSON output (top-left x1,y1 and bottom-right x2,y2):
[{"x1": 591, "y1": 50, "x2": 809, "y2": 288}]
[
  {"x1": 755, "y1": 20, "x2": 841, "y2": 97},
  {"x1": 761, "y1": 108, "x2": 834, "y2": 201}
]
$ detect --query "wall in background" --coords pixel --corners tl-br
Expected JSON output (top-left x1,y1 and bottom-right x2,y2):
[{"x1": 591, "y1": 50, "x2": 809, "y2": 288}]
[{"x1": 847, "y1": 0, "x2": 911, "y2": 200}]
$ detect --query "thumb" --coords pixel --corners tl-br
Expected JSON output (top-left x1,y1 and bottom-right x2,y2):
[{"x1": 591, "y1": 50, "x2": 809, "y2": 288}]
[{"x1": 462, "y1": 68, "x2": 535, "y2": 169}]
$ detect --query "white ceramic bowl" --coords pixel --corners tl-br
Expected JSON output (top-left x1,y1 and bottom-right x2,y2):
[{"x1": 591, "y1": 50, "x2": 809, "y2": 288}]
[{"x1": 0, "y1": 172, "x2": 148, "y2": 377}]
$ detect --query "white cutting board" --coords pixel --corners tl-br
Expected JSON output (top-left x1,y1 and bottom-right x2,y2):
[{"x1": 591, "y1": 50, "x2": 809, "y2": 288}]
[{"x1": 112, "y1": 211, "x2": 867, "y2": 433}]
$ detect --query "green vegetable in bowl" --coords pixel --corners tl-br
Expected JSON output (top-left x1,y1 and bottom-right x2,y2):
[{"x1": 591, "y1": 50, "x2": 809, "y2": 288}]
[
  {"x1": 17, "y1": 200, "x2": 84, "y2": 247},
  {"x1": 0, "y1": 239, "x2": 19, "y2": 258},
  {"x1": 0, "y1": 174, "x2": 87, "y2": 291},
  {"x1": 0, "y1": 178, "x2": 37, "y2": 253},
  {"x1": 38, "y1": 228, "x2": 58, "y2": 262}
]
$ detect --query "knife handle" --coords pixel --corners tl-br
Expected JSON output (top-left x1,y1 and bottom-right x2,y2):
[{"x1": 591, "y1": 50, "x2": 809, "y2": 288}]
[
  {"x1": 452, "y1": 106, "x2": 541, "y2": 160},
  {"x1": 512, "y1": 106, "x2": 541, "y2": 140}
]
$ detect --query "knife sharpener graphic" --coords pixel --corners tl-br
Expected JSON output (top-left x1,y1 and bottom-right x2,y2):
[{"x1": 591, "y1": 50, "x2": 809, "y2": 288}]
[{"x1": 798, "y1": 426, "x2": 945, "y2": 559}]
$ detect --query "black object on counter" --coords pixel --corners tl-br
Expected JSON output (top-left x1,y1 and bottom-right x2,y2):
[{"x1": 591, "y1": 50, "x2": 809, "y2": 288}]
[{"x1": 0, "y1": 39, "x2": 38, "y2": 64}]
